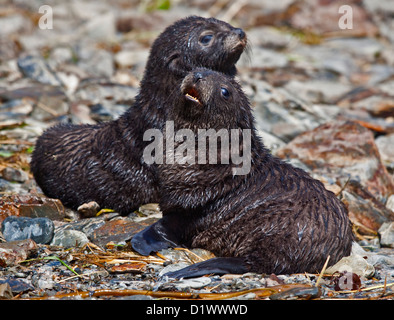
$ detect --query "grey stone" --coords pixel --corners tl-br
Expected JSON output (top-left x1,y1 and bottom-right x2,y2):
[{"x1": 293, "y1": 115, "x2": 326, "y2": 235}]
[
  {"x1": 283, "y1": 79, "x2": 352, "y2": 104},
  {"x1": 17, "y1": 55, "x2": 62, "y2": 86},
  {"x1": 325, "y1": 252, "x2": 375, "y2": 278},
  {"x1": 50, "y1": 229, "x2": 89, "y2": 248},
  {"x1": 0, "y1": 167, "x2": 29, "y2": 183},
  {"x1": 1, "y1": 216, "x2": 54, "y2": 244}
]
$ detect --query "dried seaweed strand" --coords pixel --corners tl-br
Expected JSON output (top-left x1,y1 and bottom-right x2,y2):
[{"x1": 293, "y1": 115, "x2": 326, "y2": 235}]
[
  {"x1": 315, "y1": 255, "x2": 330, "y2": 287},
  {"x1": 24, "y1": 284, "x2": 310, "y2": 300}
]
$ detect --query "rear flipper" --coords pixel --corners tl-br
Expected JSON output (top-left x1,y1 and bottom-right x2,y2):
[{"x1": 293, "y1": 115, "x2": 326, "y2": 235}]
[
  {"x1": 164, "y1": 257, "x2": 248, "y2": 279},
  {"x1": 131, "y1": 219, "x2": 180, "y2": 256}
]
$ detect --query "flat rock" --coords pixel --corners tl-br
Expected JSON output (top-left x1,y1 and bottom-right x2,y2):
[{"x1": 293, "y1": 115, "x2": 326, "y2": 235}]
[
  {"x1": 284, "y1": 79, "x2": 352, "y2": 104},
  {"x1": 287, "y1": 0, "x2": 378, "y2": 37},
  {"x1": 0, "y1": 195, "x2": 65, "y2": 224},
  {"x1": 243, "y1": 77, "x2": 323, "y2": 142},
  {"x1": 0, "y1": 278, "x2": 34, "y2": 294}
]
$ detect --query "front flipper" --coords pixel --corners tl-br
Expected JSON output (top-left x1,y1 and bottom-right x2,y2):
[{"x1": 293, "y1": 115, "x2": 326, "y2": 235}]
[
  {"x1": 131, "y1": 219, "x2": 180, "y2": 256},
  {"x1": 164, "y1": 257, "x2": 248, "y2": 279}
]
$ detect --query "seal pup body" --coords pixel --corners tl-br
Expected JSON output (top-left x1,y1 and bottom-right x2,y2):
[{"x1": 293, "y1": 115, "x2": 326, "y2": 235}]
[
  {"x1": 31, "y1": 16, "x2": 247, "y2": 214},
  {"x1": 132, "y1": 69, "x2": 353, "y2": 277}
]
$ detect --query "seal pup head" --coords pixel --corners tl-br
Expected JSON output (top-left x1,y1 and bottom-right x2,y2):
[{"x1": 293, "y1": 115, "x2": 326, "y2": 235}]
[{"x1": 147, "y1": 16, "x2": 247, "y2": 78}]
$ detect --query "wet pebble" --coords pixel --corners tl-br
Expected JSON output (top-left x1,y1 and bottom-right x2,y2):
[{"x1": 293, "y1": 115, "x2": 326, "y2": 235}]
[{"x1": 1, "y1": 216, "x2": 54, "y2": 244}]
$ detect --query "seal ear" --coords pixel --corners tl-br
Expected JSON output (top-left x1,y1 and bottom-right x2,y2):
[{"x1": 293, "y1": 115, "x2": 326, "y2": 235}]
[{"x1": 166, "y1": 51, "x2": 187, "y2": 75}]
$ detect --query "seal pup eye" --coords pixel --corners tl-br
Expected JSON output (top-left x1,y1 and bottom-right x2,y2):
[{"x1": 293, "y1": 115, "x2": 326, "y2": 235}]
[
  {"x1": 199, "y1": 34, "x2": 213, "y2": 46},
  {"x1": 221, "y1": 87, "x2": 230, "y2": 99}
]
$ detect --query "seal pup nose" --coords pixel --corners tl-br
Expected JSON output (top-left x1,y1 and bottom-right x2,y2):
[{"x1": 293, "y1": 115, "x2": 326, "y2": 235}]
[
  {"x1": 233, "y1": 28, "x2": 246, "y2": 40},
  {"x1": 194, "y1": 72, "x2": 204, "y2": 83}
]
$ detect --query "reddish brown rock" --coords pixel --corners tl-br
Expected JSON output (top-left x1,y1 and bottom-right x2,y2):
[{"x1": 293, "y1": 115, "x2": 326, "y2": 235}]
[
  {"x1": 277, "y1": 120, "x2": 394, "y2": 201},
  {"x1": 285, "y1": 0, "x2": 378, "y2": 37},
  {"x1": 0, "y1": 195, "x2": 65, "y2": 224},
  {"x1": 342, "y1": 180, "x2": 394, "y2": 234},
  {"x1": 0, "y1": 239, "x2": 37, "y2": 267},
  {"x1": 91, "y1": 217, "x2": 159, "y2": 247}
]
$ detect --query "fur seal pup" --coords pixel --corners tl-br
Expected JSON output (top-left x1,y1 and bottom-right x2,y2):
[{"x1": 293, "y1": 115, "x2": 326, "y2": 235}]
[
  {"x1": 30, "y1": 16, "x2": 247, "y2": 214},
  {"x1": 131, "y1": 69, "x2": 353, "y2": 277}
]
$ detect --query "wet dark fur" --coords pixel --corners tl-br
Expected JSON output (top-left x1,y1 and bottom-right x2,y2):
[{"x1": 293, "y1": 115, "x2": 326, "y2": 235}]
[
  {"x1": 30, "y1": 16, "x2": 247, "y2": 214},
  {"x1": 133, "y1": 69, "x2": 353, "y2": 275}
]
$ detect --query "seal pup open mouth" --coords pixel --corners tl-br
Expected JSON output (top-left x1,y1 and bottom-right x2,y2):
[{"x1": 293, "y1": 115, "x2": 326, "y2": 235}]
[{"x1": 184, "y1": 87, "x2": 202, "y2": 105}]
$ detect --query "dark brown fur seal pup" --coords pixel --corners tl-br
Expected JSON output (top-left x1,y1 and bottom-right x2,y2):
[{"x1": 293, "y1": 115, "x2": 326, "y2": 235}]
[
  {"x1": 30, "y1": 16, "x2": 247, "y2": 214},
  {"x1": 131, "y1": 69, "x2": 353, "y2": 277}
]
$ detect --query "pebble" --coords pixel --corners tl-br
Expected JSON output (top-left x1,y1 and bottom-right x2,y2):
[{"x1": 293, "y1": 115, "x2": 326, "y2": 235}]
[
  {"x1": 0, "y1": 283, "x2": 13, "y2": 299},
  {"x1": 0, "y1": 195, "x2": 66, "y2": 223},
  {"x1": 0, "y1": 239, "x2": 37, "y2": 267},
  {"x1": 1, "y1": 216, "x2": 54, "y2": 244},
  {"x1": 17, "y1": 55, "x2": 62, "y2": 87},
  {"x1": 50, "y1": 229, "x2": 89, "y2": 248}
]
